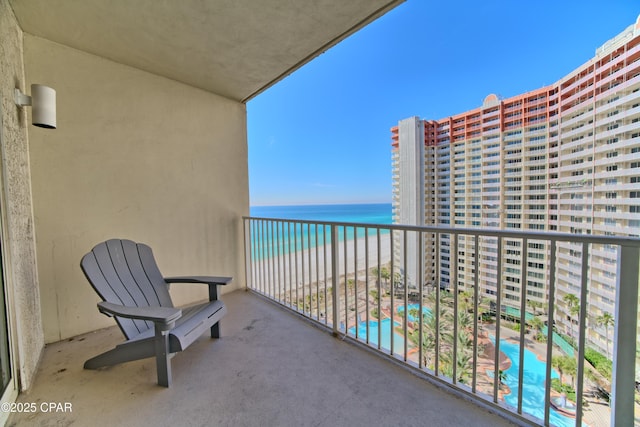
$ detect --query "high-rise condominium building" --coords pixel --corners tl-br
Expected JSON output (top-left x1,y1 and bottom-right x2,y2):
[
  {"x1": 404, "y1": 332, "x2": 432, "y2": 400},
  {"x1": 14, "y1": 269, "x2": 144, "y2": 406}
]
[{"x1": 391, "y1": 16, "x2": 640, "y2": 356}]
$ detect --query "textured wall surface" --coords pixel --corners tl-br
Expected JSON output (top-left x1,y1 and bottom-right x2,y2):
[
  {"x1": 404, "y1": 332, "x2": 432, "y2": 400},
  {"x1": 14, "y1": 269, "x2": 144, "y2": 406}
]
[
  {"x1": 24, "y1": 36, "x2": 249, "y2": 343},
  {"x1": 0, "y1": 0, "x2": 45, "y2": 391}
]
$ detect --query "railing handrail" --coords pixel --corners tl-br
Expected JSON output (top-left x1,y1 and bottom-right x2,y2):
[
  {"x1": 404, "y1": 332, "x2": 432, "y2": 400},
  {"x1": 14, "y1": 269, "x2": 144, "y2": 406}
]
[{"x1": 243, "y1": 215, "x2": 640, "y2": 247}]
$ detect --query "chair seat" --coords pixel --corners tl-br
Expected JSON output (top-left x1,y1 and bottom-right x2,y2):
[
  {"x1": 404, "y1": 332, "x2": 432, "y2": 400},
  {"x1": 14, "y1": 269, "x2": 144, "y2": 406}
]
[{"x1": 129, "y1": 300, "x2": 227, "y2": 352}]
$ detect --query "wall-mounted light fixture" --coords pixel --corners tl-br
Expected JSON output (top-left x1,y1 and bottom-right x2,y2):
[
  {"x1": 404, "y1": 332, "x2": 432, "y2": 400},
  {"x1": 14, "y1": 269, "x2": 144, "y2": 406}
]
[{"x1": 15, "y1": 84, "x2": 56, "y2": 129}]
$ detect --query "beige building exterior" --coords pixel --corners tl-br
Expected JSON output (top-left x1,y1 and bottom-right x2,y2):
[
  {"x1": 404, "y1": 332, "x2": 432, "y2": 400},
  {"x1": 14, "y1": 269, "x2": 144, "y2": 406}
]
[{"x1": 392, "y1": 16, "x2": 640, "y2": 357}]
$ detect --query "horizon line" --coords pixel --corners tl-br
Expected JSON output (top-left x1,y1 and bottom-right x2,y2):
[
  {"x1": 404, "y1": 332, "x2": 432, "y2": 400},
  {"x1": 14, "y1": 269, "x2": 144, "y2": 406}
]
[{"x1": 250, "y1": 201, "x2": 392, "y2": 208}]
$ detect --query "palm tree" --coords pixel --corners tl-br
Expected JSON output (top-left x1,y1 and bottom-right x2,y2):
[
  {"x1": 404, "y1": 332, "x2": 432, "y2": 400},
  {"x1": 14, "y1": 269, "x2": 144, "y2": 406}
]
[
  {"x1": 527, "y1": 299, "x2": 545, "y2": 315},
  {"x1": 380, "y1": 267, "x2": 390, "y2": 293},
  {"x1": 528, "y1": 316, "x2": 545, "y2": 341},
  {"x1": 552, "y1": 355, "x2": 577, "y2": 389},
  {"x1": 563, "y1": 356, "x2": 577, "y2": 389},
  {"x1": 495, "y1": 369, "x2": 508, "y2": 390},
  {"x1": 563, "y1": 293, "x2": 580, "y2": 343},
  {"x1": 437, "y1": 309, "x2": 476, "y2": 384},
  {"x1": 371, "y1": 267, "x2": 380, "y2": 287},
  {"x1": 458, "y1": 290, "x2": 474, "y2": 312},
  {"x1": 409, "y1": 303, "x2": 450, "y2": 369},
  {"x1": 552, "y1": 355, "x2": 566, "y2": 385},
  {"x1": 393, "y1": 272, "x2": 403, "y2": 295},
  {"x1": 596, "y1": 312, "x2": 614, "y2": 359},
  {"x1": 477, "y1": 296, "x2": 492, "y2": 328},
  {"x1": 454, "y1": 351, "x2": 473, "y2": 384},
  {"x1": 456, "y1": 309, "x2": 473, "y2": 332},
  {"x1": 409, "y1": 314, "x2": 435, "y2": 368},
  {"x1": 456, "y1": 329, "x2": 474, "y2": 352},
  {"x1": 439, "y1": 335, "x2": 474, "y2": 384},
  {"x1": 425, "y1": 289, "x2": 453, "y2": 310},
  {"x1": 412, "y1": 291, "x2": 483, "y2": 385}
]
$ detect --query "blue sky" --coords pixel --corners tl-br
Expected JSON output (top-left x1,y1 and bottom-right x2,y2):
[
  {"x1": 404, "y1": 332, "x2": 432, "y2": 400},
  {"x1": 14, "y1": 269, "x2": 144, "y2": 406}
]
[{"x1": 247, "y1": 1, "x2": 639, "y2": 207}]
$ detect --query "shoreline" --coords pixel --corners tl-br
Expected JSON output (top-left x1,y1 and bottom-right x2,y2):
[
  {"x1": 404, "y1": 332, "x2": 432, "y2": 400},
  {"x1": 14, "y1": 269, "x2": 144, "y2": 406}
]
[{"x1": 248, "y1": 232, "x2": 393, "y2": 290}]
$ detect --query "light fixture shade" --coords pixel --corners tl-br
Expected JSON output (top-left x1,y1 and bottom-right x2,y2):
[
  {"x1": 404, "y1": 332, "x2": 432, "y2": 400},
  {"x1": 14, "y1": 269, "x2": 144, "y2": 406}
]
[{"x1": 31, "y1": 84, "x2": 56, "y2": 129}]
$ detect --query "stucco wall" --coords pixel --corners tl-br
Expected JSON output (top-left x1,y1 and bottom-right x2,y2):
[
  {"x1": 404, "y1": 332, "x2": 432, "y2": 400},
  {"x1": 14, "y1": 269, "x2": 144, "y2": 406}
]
[
  {"x1": 23, "y1": 36, "x2": 249, "y2": 343},
  {"x1": 0, "y1": 0, "x2": 44, "y2": 390}
]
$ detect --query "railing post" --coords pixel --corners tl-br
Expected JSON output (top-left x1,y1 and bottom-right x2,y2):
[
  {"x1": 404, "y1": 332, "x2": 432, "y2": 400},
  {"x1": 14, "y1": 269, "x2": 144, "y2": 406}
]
[
  {"x1": 331, "y1": 224, "x2": 340, "y2": 336},
  {"x1": 611, "y1": 244, "x2": 639, "y2": 426},
  {"x1": 243, "y1": 217, "x2": 251, "y2": 291}
]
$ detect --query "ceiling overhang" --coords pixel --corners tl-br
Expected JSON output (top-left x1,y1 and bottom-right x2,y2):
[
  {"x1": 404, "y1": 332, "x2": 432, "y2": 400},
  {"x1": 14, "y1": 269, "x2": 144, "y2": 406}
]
[{"x1": 9, "y1": 0, "x2": 404, "y2": 102}]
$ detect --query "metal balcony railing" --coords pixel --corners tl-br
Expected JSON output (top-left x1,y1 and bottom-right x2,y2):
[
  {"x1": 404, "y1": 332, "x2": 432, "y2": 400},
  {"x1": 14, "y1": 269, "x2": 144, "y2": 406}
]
[{"x1": 243, "y1": 217, "x2": 640, "y2": 427}]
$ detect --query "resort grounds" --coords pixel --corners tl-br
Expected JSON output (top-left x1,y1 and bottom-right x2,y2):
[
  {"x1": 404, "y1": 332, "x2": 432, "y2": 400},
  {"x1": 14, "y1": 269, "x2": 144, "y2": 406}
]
[{"x1": 250, "y1": 233, "x2": 638, "y2": 426}]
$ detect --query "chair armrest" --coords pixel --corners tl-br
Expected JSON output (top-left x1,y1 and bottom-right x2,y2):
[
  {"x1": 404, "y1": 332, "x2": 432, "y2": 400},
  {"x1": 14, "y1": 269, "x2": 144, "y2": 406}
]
[
  {"x1": 164, "y1": 276, "x2": 231, "y2": 302},
  {"x1": 164, "y1": 276, "x2": 232, "y2": 286},
  {"x1": 98, "y1": 301, "x2": 182, "y2": 324}
]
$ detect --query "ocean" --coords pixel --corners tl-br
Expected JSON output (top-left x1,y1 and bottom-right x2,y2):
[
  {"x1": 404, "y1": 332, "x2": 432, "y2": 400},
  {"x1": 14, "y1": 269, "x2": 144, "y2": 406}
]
[
  {"x1": 248, "y1": 203, "x2": 393, "y2": 258},
  {"x1": 250, "y1": 203, "x2": 393, "y2": 224}
]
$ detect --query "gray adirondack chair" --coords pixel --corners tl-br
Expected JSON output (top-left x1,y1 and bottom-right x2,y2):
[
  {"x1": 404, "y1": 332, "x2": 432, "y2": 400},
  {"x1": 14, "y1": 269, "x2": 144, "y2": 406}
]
[{"x1": 81, "y1": 239, "x2": 231, "y2": 387}]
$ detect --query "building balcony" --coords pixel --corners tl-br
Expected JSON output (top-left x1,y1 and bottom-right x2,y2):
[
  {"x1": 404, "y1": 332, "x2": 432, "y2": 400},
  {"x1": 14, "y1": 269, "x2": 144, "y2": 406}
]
[
  {"x1": 561, "y1": 100, "x2": 595, "y2": 118},
  {"x1": 562, "y1": 71, "x2": 595, "y2": 96},
  {"x1": 595, "y1": 75, "x2": 640, "y2": 103},
  {"x1": 561, "y1": 111, "x2": 593, "y2": 130}
]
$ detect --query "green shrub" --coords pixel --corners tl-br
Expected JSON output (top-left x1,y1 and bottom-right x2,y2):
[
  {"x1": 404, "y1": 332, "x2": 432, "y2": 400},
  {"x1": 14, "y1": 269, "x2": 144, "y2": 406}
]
[
  {"x1": 585, "y1": 348, "x2": 605, "y2": 365},
  {"x1": 551, "y1": 378, "x2": 576, "y2": 403},
  {"x1": 535, "y1": 332, "x2": 547, "y2": 343},
  {"x1": 585, "y1": 348, "x2": 612, "y2": 380}
]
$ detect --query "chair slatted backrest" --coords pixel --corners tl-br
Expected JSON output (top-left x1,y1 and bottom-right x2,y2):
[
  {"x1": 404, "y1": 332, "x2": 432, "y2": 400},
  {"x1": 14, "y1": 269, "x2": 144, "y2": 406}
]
[{"x1": 81, "y1": 239, "x2": 174, "y2": 340}]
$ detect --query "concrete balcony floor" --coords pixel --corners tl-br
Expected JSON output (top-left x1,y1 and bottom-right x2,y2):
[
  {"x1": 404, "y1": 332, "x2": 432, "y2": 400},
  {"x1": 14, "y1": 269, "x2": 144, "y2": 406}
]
[{"x1": 8, "y1": 290, "x2": 516, "y2": 427}]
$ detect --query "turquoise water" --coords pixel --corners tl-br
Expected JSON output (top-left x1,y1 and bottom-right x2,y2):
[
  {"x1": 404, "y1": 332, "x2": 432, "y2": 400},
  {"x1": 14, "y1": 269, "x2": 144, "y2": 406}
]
[
  {"x1": 251, "y1": 203, "x2": 393, "y2": 224},
  {"x1": 397, "y1": 304, "x2": 432, "y2": 322},
  {"x1": 494, "y1": 338, "x2": 578, "y2": 427},
  {"x1": 350, "y1": 320, "x2": 578, "y2": 427},
  {"x1": 348, "y1": 319, "x2": 405, "y2": 354},
  {"x1": 249, "y1": 203, "x2": 392, "y2": 259}
]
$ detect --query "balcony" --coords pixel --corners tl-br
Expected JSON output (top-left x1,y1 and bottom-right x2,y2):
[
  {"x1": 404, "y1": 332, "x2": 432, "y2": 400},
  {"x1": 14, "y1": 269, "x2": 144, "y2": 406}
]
[
  {"x1": 2, "y1": 0, "x2": 412, "y2": 420},
  {"x1": 9, "y1": 218, "x2": 640, "y2": 426},
  {"x1": 243, "y1": 217, "x2": 640, "y2": 426},
  {"x1": 2, "y1": 3, "x2": 639, "y2": 427},
  {"x1": 8, "y1": 290, "x2": 513, "y2": 427}
]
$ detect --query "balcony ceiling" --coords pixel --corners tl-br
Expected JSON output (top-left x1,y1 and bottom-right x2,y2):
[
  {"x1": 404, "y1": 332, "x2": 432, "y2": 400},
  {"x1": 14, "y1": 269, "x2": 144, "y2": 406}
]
[{"x1": 9, "y1": 0, "x2": 404, "y2": 102}]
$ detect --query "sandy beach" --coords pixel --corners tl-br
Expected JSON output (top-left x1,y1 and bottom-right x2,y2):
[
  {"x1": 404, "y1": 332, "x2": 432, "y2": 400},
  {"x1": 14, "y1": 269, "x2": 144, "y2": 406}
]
[{"x1": 248, "y1": 232, "x2": 393, "y2": 293}]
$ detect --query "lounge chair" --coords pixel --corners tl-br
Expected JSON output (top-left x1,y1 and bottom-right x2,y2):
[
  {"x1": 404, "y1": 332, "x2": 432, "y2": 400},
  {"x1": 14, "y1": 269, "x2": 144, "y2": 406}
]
[{"x1": 80, "y1": 238, "x2": 231, "y2": 387}]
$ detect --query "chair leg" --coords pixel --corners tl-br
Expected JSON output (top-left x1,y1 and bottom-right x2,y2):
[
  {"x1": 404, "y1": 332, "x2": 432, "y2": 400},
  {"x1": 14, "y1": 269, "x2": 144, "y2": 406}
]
[
  {"x1": 84, "y1": 339, "x2": 155, "y2": 369},
  {"x1": 211, "y1": 321, "x2": 220, "y2": 338},
  {"x1": 155, "y1": 327, "x2": 172, "y2": 387},
  {"x1": 209, "y1": 283, "x2": 221, "y2": 339}
]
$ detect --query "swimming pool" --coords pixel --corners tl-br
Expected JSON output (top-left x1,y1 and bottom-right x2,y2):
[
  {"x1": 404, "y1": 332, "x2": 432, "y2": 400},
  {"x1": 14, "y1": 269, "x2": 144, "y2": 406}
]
[
  {"x1": 494, "y1": 338, "x2": 580, "y2": 427},
  {"x1": 348, "y1": 318, "x2": 405, "y2": 354},
  {"x1": 350, "y1": 321, "x2": 580, "y2": 426},
  {"x1": 397, "y1": 304, "x2": 432, "y2": 322}
]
